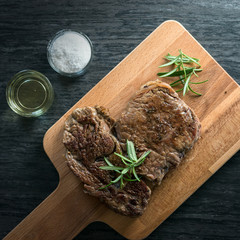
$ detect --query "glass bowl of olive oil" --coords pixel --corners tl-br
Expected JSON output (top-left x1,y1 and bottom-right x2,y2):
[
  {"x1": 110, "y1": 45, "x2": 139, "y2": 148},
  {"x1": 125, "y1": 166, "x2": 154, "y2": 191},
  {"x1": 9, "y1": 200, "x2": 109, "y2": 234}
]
[{"x1": 6, "y1": 70, "x2": 54, "y2": 117}]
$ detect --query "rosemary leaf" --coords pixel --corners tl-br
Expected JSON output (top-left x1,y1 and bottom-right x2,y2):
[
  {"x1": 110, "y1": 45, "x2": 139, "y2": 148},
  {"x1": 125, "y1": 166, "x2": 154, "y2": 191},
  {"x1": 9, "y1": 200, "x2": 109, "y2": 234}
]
[
  {"x1": 132, "y1": 167, "x2": 140, "y2": 181},
  {"x1": 111, "y1": 175, "x2": 122, "y2": 183},
  {"x1": 193, "y1": 70, "x2": 199, "y2": 77},
  {"x1": 182, "y1": 53, "x2": 201, "y2": 66},
  {"x1": 157, "y1": 49, "x2": 208, "y2": 96},
  {"x1": 135, "y1": 151, "x2": 151, "y2": 166},
  {"x1": 99, "y1": 182, "x2": 113, "y2": 190},
  {"x1": 104, "y1": 157, "x2": 114, "y2": 166},
  {"x1": 123, "y1": 177, "x2": 139, "y2": 181},
  {"x1": 166, "y1": 54, "x2": 199, "y2": 63},
  {"x1": 127, "y1": 140, "x2": 137, "y2": 161},
  {"x1": 180, "y1": 51, "x2": 187, "y2": 81},
  {"x1": 99, "y1": 166, "x2": 124, "y2": 171},
  {"x1": 170, "y1": 77, "x2": 186, "y2": 87},
  {"x1": 183, "y1": 73, "x2": 192, "y2": 96},
  {"x1": 158, "y1": 68, "x2": 200, "y2": 77},
  {"x1": 99, "y1": 140, "x2": 151, "y2": 189},
  {"x1": 121, "y1": 168, "x2": 129, "y2": 175},
  {"x1": 158, "y1": 66, "x2": 178, "y2": 77},
  {"x1": 188, "y1": 85, "x2": 202, "y2": 96},
  {"x1": 176, "y1": 88, "x2": 184, "y2": 92},
  {"x1": 120, "y1": 177, "x2": 124, "y2": 188},
  {"x1": 190, "y1": 79, "x2": 208, "y2": 84},
  {"x1": 103, "y1": 157, "x2": 122, "y2": 173},
  {"x1": 159, "y1": 56, "x2": 179, "y2": 68},
  {"x1": 114, "y1": 152, "x2": 132, "y2": 163}
]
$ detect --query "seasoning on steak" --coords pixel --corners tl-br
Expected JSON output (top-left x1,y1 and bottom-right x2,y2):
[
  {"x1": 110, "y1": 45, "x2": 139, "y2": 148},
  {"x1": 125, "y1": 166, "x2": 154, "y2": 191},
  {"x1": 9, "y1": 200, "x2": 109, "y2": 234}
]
[
  {"x1": 115, "y1": 80, "x2": 201, "y2": 185},
  {"x1": 63, "y1": 80, "x2": 201, "y2": 216},
  {"x1": 63, "y1": 106, "x2": 151, "y2": 216}
]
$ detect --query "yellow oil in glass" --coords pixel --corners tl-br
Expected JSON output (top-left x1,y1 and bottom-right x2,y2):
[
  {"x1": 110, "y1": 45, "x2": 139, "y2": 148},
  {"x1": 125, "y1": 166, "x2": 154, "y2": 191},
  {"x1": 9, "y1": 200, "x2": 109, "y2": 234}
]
[
  {"x1": 6, "y1": 70, "x2": 54, "y2": 117},
  {"x1": 17, "y1": 80, "x2": 47, "y2": 109}
]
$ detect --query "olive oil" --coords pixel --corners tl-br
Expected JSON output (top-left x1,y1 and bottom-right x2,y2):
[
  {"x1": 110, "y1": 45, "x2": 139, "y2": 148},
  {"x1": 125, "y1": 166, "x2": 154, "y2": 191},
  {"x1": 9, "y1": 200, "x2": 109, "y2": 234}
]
[
  {"x1": 17, "y1": 80, "x2": 47, "y2": 109},
  {"x1": 6, "y1": 70, "x2": 54, "y2": 117}
]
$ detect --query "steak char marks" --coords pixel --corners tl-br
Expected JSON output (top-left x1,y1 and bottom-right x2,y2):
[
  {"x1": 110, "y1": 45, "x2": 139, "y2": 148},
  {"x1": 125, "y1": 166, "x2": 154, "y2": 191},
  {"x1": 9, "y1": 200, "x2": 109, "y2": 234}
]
[
  {"x1": 63, "y1": 106, "x2": 151, "y2": 216},
  {"x1": 115, "y1": 80, "x2": 201, "y2": 184},
  {"x1": 63, "y1": 80, "x2": 201, "y2": 216}
]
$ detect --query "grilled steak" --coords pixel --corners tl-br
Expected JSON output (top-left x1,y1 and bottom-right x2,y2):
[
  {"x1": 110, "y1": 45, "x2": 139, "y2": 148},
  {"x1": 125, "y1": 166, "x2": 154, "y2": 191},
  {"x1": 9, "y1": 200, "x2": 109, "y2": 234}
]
[
  {"x1": 63, "y1": 106, "x2": 116, "y2": 164},
  {"x1": 63, "y1": 80, "x2": 201, "y2": 216},
  {"x1": 115, "y1": 80, "x2": 201, "y2": 184},
  {"x1": 63, "y1": 106, "x2": 151, "y2": 216}
]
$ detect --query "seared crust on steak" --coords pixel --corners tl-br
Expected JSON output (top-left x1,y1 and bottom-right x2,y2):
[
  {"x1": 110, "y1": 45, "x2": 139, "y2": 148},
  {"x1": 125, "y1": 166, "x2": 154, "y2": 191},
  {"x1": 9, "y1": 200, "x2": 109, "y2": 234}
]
[
  {"x1": 63, "y1": 80, "x2": 201, "y2": 216},
  {"x1": 63, "y1": 106, "x2": 151, "y2": 216},
  {"x1": 115, "y1": 80, "x2": 201, "y2": 184},
  {"x1": 66, "y1": 151, "x2": 151, "y2": 216},
  {"x1": 63, "y1": 106, "x2": 116, "y2": 163}
]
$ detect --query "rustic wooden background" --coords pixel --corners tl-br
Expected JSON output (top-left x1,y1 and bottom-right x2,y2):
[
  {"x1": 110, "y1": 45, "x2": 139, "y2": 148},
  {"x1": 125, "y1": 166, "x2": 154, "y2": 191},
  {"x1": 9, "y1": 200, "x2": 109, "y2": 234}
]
[{"x1": 0, "y1": 0, "x2": 239, "y2": 239}]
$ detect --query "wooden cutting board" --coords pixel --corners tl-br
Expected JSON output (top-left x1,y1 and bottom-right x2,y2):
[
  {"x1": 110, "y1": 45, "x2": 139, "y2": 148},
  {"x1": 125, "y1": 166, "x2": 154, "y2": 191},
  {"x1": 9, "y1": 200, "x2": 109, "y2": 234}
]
[{"x1": 4, "y1": 20, "x2": 240, "y2": 240}]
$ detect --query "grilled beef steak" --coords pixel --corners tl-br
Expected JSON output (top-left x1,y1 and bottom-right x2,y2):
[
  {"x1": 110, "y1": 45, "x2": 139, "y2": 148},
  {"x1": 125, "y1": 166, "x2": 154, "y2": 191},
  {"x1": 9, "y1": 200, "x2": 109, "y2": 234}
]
[
  {"x1": 63, "y1": 80, "x2": 201, "y2": 216},
  {"x1": 63, "y1": 106, "x2": 151, "y2": 216},
  {"x1": 115, "y1": 80, "x2": 201, "y2": 184}
]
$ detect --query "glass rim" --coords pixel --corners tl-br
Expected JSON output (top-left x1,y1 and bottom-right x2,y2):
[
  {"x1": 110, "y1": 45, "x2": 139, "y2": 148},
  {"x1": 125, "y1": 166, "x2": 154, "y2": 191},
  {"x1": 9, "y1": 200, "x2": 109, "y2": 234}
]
[
  {"x1": 6, "y1": 69, "x2": 54, "y2": 117},
  {"x1": 47, "y1": 29, "x2": 93, "y2": 77}
]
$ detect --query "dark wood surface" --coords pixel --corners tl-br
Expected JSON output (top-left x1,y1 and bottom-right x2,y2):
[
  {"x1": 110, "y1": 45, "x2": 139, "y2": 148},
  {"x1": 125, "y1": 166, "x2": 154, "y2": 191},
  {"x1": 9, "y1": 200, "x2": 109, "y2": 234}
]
[{"x1": 0, "y1": 0, "x2": 239, "y2": 239}]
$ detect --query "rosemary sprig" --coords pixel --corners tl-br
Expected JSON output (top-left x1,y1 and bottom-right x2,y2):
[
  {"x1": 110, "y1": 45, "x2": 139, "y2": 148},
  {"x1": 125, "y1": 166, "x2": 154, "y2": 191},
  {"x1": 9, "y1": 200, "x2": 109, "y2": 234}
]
[
  {"x1": 157, "y1": 49, "x2": 208, "y2": 96},
  {"x1": 99, "y1": 140, "x2": 151, "y2": 189}
]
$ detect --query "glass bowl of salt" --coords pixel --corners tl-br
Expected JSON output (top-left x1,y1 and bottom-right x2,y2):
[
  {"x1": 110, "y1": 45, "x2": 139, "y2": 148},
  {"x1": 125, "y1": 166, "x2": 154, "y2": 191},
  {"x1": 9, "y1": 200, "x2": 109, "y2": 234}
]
[{"x1": 47, "y1": 30, "x2": 93, "y2": 77}]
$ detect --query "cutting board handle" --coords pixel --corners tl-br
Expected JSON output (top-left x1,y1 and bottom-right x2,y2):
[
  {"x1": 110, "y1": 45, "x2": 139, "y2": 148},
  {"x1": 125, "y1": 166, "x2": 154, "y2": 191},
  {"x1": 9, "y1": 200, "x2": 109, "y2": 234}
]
[{"x1": 3, "y1": 180, "x2": 102, "y2": 240}]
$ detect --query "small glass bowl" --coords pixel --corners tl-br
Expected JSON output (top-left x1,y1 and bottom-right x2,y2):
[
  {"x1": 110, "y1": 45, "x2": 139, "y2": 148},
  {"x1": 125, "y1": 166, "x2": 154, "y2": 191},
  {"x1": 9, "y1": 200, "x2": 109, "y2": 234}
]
[
  {"x1": 6, "y1": 70, "x2": 54, "y2": 117},
  {"x1": 47, "y1": 30, "x2": 93, "y2": 77}
]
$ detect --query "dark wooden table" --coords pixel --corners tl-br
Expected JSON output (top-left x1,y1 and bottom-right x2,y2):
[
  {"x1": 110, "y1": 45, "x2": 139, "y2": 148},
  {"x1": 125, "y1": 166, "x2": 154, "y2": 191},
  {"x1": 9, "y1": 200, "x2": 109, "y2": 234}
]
[{"x1": 1, "y1": 0, "x2": 239, "y2": 239}]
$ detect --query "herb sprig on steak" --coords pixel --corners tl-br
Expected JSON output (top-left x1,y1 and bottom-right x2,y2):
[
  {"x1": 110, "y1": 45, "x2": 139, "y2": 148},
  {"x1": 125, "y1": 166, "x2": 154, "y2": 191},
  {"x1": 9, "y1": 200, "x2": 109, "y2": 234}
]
[{"x1": 63, "y1": 80, "x2": 201, "y2": 216}]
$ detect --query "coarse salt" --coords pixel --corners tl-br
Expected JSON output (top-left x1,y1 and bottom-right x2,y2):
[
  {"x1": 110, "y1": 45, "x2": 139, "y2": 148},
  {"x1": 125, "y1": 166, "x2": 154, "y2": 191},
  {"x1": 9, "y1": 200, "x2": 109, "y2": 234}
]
[{"x1": 49, "y1": 31, "x2": 92, "y2": 74}]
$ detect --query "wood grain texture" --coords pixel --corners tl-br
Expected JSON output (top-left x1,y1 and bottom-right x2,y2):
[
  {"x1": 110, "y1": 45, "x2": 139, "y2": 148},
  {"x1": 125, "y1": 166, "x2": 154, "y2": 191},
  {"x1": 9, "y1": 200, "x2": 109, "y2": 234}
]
[
  {"x1": 1, "y1": 1, "x2": 240, "y2": 240},
  {"x1": 3, "y1": 20, "x2": 240, "y2": 240}
]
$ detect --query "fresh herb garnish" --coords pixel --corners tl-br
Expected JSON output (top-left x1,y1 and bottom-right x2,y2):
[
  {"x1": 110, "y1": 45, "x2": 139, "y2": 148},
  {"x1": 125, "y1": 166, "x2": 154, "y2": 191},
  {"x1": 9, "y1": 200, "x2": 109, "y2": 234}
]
[
  {"x1": 99, "y1": 140, "x2": 151, "y2": 189},
  {"x1": 157, "y1": 49, "x2": 208, "y2": 96}
]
